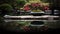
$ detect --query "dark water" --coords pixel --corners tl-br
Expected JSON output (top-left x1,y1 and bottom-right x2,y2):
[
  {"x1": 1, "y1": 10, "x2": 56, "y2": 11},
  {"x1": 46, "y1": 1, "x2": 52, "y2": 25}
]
[
  {"x1": 31, "y1": 21, "x2": 44, "y2": 25},
  {"x1": 0, "y1": 27, "x2": 60, "y2": 32}
]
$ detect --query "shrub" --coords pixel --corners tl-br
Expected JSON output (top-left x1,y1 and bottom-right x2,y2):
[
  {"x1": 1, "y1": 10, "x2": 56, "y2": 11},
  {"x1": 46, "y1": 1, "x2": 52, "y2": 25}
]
[{"x1": 0, "y1": 4, "x2": 13, "y2": 15}]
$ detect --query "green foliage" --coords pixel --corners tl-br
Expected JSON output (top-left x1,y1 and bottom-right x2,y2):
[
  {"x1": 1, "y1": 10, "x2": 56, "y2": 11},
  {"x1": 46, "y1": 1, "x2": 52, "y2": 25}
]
[
  {"x1": 0, "y1": 4, "x2": 13, "y2": 15},
  {"x1": 16, "y1": 0, "x2": 26, "y2": 8},
  {"x1": 17, "y1": 21, "x2": 31, "y2": 26},
  {"x1": 40, "y1": 0, "x2": 49, "y2": 3},
  {"x1": 0, "y1": 0, "x2": 16, "y2": 4},
  {"x1": 0, "y1": 4, "x2": 12, "y2": 11}
]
